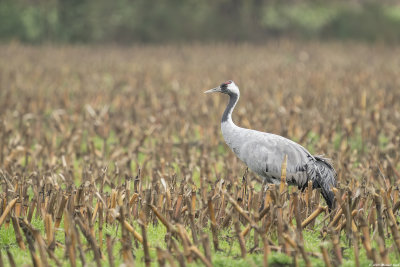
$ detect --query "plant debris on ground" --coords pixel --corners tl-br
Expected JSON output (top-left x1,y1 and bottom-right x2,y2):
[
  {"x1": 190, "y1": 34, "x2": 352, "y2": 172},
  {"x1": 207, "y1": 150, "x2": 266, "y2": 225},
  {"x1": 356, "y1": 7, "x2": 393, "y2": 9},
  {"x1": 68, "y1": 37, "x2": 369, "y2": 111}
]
[{"x1": 0, "y1": 41, "x2": 400, "y2": 266}]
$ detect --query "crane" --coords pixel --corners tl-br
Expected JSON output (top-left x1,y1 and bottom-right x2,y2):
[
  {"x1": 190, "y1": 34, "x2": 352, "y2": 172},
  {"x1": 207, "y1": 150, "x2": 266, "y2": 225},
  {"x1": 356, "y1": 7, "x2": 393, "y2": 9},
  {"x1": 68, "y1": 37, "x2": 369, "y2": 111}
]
[{"x1": 205, "y1": 80, "x2": 337, "y2": 209}]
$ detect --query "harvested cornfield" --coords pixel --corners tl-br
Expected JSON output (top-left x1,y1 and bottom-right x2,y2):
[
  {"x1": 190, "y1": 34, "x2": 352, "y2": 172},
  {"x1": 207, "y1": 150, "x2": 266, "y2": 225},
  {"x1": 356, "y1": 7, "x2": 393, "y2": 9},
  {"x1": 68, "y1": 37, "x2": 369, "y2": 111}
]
[{"x1": 0, "y1": 41, "x2": 400, "y2": 266}]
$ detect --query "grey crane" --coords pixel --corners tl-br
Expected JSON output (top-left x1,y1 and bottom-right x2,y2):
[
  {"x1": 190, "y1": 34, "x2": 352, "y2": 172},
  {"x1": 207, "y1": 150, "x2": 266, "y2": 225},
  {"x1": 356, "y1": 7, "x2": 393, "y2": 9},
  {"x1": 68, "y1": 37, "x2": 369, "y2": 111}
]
[{"x1": 205, "y1": 80, "x2": 337, "y2": 209}]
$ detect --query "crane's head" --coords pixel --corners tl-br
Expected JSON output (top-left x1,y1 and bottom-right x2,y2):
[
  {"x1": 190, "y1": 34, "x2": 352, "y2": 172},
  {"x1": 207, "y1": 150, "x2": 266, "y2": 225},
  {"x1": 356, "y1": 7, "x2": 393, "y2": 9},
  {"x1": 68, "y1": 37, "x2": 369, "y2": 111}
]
[{"x1": 204, "y1": 80, "x2": 239, "y2": 96}]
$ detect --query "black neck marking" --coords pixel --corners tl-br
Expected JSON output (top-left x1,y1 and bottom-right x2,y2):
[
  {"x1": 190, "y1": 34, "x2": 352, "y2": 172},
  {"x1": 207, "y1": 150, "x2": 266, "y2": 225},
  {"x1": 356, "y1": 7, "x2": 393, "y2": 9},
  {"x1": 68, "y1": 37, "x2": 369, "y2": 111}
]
[{"x1": 222, "y1": 92, "x2": 239, "y2": 123}]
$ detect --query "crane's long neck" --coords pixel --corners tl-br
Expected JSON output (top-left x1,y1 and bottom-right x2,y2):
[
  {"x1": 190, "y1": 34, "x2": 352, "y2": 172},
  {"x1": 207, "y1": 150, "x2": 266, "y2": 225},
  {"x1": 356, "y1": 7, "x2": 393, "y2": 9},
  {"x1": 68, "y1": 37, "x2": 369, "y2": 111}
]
[
  {"x1": 221, "y1": 91, "x2": 242, "y2": 153},
  {"x1": 221, "y1": 92, "x2": 239, "y2": 125}
]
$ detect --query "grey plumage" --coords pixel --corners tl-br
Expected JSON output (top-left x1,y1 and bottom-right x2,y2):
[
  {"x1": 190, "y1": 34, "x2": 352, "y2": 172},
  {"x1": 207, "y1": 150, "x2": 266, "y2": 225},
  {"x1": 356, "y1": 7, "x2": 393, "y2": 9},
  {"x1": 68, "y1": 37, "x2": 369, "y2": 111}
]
[{"x1": 205, "y1": 80, "x2": 337, "y2": 209}]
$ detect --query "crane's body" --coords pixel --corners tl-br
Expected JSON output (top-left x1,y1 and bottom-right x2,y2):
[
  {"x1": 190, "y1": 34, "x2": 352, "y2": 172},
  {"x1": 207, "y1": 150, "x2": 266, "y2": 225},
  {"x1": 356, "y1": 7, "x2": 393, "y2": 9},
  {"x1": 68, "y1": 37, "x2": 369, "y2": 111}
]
[{"x1": 206, "y1": 80, "x2": 336, "y2": 208}]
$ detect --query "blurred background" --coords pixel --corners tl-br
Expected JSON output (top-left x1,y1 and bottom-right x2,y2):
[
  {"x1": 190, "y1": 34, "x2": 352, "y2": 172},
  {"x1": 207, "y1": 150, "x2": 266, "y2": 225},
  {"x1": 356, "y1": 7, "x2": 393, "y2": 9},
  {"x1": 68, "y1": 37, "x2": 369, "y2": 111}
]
[{"x1": 1, "y1": 0, "x2": 400, "y2": 44}]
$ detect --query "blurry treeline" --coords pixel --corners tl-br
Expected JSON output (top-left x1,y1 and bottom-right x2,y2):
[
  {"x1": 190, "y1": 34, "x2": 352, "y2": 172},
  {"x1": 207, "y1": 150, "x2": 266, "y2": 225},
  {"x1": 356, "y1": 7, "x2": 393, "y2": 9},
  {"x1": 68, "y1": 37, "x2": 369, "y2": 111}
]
[{"x1": 1, "y1": 0, "x2": 400, "y2": 43}]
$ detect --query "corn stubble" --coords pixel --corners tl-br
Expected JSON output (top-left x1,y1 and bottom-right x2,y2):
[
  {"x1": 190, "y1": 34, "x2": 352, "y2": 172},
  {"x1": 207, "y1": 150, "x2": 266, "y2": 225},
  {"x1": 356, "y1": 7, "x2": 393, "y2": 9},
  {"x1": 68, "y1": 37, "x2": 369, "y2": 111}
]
[{"x1": 0, "y1": 42, "x2": 400, "y2": 266}]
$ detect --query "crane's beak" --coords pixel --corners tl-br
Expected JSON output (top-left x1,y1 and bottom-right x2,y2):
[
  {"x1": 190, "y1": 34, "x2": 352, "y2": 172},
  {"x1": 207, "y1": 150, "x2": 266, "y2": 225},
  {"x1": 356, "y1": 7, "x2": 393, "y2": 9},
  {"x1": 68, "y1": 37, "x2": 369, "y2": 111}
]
[{"x1": 204, "y1": 86, "x2": 222, "y2": 94}]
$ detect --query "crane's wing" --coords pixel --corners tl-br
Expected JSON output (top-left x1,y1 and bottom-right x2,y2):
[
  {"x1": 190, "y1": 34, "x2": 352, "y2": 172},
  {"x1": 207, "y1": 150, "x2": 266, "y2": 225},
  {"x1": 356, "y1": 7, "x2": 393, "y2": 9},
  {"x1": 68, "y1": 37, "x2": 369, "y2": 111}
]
[
  {"x1": 235, "y1": 133, "x2": 336, "y2": 208},
  {"x1": 225, "y1": 129, "x2": 337, "y2": 209},
  {"x1": 235, "y1": 132, "x2": 314, "y2": 186}
]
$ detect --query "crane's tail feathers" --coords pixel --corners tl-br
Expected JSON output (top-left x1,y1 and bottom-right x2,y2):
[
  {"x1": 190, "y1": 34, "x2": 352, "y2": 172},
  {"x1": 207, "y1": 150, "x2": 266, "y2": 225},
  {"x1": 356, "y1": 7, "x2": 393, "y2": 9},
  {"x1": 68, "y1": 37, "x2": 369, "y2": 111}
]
[{"x1": 313, "y1": 156, "x2": 337, "y2": 210}]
